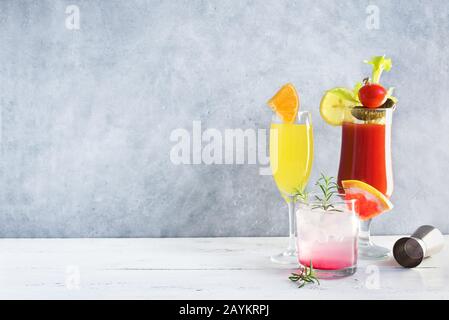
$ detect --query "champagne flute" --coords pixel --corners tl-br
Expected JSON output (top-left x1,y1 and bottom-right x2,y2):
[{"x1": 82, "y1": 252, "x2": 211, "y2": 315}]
[{"x1": 269, "y1": 111, "x2": 314, "y2": 264}]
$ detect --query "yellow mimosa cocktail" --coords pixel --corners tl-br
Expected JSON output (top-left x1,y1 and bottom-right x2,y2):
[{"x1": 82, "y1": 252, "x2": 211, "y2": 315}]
[
  {"x1": 266, "y1": 83, "x2": 314, "y2": 264},
  {"x1": 270, "y1": 122, "x2": 313, "y2": 197}
]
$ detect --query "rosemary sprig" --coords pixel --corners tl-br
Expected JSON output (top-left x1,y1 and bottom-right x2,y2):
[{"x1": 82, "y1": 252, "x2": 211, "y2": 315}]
[
  {"x1": 289, "y1": 261, "x2": 320, "y2": 288},
  {"x1": 313, "y1": 174, "x2": 342, "y2": 212},
  {"x1": 293, "y1": 187, "x2": 309, "y2": 203},
  {"x1": 293, "y1": 174, "x2": 342, "y2": 212}
]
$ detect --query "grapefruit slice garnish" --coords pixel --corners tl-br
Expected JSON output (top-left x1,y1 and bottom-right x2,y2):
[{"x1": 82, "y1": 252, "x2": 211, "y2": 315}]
[
  {"x1": 267, "y1": 83, "x2": 299, "y2": 123},
  {"x1": 342, "y1": 180, "x2": 393, "y2": 220}
]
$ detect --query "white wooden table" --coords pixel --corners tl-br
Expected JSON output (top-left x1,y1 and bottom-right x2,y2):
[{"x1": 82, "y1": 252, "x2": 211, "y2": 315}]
[{"x1": 0, "y1": 236, "x2": 448, "y2": 299}]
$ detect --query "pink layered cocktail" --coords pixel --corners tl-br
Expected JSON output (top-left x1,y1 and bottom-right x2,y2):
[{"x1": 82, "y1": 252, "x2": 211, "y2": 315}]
[
  {"x1": 299, "y1": 238, "x2": 357, "y2": 270},
  {"x1": 296, "y1": 199, "x2": 358, "y2": 278}
]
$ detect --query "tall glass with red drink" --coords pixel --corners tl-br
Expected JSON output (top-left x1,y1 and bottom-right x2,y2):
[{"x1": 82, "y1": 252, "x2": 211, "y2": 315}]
[
  {"x1": 320, "y1": 55, "x2": 397, "y2": 260},
  {"x1": 337, "y1": 107, "x2": 394, "y2": 259}
]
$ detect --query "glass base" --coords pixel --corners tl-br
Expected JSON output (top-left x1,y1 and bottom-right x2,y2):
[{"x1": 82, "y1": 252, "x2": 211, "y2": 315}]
[
  {"x1": 358, "y1": 219, "x2": 391, "y2": 260},
  {"x1": 270, "y1": 249, "x2": 298, "y2": 265},
  {"x1": 313, "y1": 266, "x2": 357, "y2": 279},
  {"x1": 358, "y1": 241, "x2": 390, "y2": 260}
]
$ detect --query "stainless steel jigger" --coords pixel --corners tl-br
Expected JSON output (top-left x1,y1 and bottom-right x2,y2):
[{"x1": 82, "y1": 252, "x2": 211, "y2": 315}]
[{"x1": 393, "y1": 225, "x2": 444, "y2": 268}]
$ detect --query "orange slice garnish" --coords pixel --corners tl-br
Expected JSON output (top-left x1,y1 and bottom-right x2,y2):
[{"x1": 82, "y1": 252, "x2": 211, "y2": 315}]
[{"x1": 267, "y1": 83, "x2": 299, "y2": 123}]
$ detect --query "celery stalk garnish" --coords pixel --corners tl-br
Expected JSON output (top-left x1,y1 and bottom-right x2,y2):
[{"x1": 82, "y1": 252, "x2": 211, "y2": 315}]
[{"x1": 364, "y1": 55, "x2": 392, "y2": 84}]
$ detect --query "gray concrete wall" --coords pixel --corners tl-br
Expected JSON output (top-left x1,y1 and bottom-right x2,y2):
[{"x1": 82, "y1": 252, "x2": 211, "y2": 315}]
[{"x1": 0, "y1": 0, "x2": 448, "y2": 237}]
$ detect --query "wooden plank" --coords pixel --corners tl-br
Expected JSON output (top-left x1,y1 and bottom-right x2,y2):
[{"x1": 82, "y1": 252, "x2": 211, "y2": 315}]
[{"x1": 0, "y1": 237, "x2": 447, "y2": 299}]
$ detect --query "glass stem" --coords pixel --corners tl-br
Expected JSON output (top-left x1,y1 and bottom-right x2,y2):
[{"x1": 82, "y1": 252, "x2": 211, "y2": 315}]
[
  {"x1": 287, "y1": 196, "x2": 296, "y2": 252},
  {"x1": 359, "y1": 218, "x2": 373, "y2": 247}
]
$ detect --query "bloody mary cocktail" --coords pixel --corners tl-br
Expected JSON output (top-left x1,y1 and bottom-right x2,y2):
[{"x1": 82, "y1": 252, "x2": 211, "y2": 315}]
[
  {"x1": 337, "y1": 119, "x2": 393, "y2": 197},
  {"x1": 319, "y1": 56, "x2": 398, "y2": 260}
]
